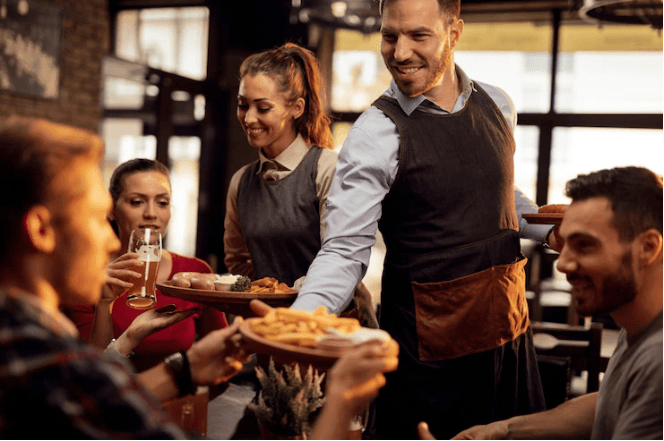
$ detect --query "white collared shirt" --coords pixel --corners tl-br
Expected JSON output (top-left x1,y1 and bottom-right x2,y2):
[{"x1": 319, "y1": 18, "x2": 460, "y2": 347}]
[{"x1": 223, "y1": 134, "x2": 338, "y2": 277}]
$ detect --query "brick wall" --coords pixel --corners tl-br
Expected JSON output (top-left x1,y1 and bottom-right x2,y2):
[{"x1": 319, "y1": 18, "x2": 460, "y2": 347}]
[{"x1": 0, "y1": 0, "x2": 110, "y2": 133}]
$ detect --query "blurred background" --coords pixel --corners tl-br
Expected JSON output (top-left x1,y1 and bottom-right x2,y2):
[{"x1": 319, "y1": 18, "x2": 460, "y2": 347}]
[{"x1": 0, "y1": 0, "x2": 661, "y2": 301}]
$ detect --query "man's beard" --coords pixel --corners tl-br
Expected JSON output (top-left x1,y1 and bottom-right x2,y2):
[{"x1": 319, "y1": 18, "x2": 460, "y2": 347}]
[
  {"x1": 394, "y1": 44, "x2": 453, "y2": 98},
  {"x1": 596, "y1": 253, "x2": 637, "y2": 314},
  {"x1": 575, "y1": 251, "x2": 637, "y2": 316}
]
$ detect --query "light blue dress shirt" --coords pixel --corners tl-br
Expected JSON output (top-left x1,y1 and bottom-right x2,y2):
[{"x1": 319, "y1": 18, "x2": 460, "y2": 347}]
[{"x1": 292, "y1": 65, "x2": 551, "y2": 313}]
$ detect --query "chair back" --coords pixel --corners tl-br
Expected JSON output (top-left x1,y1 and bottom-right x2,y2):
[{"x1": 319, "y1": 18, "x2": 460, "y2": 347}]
[
  {"x1": 162, "y1": 387, "x2": 209, "y2": 438},
  {"x1": 532, "y1": 321, "x2": 603, "y2": 401}
]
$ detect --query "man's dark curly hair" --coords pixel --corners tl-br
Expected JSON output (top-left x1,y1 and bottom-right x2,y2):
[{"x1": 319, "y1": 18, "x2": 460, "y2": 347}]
[{"x1": 565, "y1": 166, "x2": 663, "y2": 241}]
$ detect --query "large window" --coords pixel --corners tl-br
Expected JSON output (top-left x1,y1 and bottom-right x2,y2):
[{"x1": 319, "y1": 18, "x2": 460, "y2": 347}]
[
  {"x1": 330, "y1": 20, "x2": 662, "y2": 299},
  {"x1": 103, "y1": 7, "x2": 210, "y2": 257},
  {"x1": 116, "y1": 7, "x2": 209, "y2": 80},
  {"x1": 331, "y1": 22, "x2": 662, "y2": 203},
  {"x1": 549, "y1": 127, "x2": 663, "y2": 203},
  {"x1": 557, "y1": 25, "x2": 663, "y2": 114}
]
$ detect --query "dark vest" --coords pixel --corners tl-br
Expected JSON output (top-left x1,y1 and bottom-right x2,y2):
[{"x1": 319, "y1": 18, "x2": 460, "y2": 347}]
[
  {"x1": 237, "y1": 146, "x2": 322, "y2": 286},
  {"x1": 373, "y1": 84, "x2": 527, "y2": 363}
]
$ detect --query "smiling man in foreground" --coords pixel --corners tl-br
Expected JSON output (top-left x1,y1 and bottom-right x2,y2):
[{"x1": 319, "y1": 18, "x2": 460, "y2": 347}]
[{"x1": 420, "y1": 166, "x2": 662, "y2": 440}]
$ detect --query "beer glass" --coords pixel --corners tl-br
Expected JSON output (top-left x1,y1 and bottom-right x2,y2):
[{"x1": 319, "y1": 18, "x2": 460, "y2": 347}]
[{"x1": 125, "y1": 227, "x2": 162, "y2": 309}]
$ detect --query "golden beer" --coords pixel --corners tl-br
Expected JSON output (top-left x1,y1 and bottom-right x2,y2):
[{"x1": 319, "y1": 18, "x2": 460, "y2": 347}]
[
  {"x1": 126, "y1": 259, "x2": 159, "y2": 309},
  {"x1": 126, "y1": 244, "x2": 161, "y2": 309}
]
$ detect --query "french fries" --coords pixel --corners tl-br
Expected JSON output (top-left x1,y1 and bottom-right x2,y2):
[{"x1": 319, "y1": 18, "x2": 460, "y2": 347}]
[{"x1": 249, "y1": 306, "x2": 361, "y2": 348}]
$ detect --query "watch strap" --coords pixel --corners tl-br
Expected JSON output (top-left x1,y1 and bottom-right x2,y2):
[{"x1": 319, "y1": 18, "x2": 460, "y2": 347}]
[
  {"x1": 543, "y1": 225, "x2": 556, "y2": 248},
  {"x1": 164, "y1": 350, "x2": 195, "y2": 397}
]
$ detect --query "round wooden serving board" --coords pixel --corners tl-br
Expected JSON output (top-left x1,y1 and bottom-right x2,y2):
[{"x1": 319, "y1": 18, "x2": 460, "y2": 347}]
[
  {"x1": 157, "y1": 281, "x2": 298, "y2": 318},
  {"x1": 522, "y1": 213, "x2": 564, "y2": 225},
  {"x1": 238, "y1": 318, "x2": 342, "y2": 371}
]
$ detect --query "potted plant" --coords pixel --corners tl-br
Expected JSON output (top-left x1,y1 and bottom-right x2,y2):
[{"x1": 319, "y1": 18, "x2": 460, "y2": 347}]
[{"x1": 249, "y1": 358, "x2": 325, "y2": 439}]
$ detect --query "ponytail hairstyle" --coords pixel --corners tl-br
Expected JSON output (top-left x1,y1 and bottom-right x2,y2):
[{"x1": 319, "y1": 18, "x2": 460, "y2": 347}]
[{"x1": 239, "y1": 42, "x2": 334, "y2": 149}]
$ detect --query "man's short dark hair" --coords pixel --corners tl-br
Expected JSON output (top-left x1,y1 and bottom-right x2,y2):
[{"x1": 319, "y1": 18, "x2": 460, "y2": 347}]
[
  {"x1": 379, "y1": 0, "x2": 460, "y2": 18},
  {"x1": 565, "y1": 166, "x2": 663, "y2": 241},
  {"x1": 0, "y1": 116, "x2": 102, "y2": 263}
]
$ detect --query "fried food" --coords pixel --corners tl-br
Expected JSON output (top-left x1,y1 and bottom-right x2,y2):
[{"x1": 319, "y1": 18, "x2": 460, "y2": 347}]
[
  {"x1": 246, "y1": 277, "x2": 291, "y2": 294},
  {"x1": 170, "y1": 273, "x2": 293, "y2": 294},
  {"x1": 249, "y1": 306, "x2": 362, "y2": 348},
  {"x1": 538, "y1": 204, "x2": 568, "y2": 214}
]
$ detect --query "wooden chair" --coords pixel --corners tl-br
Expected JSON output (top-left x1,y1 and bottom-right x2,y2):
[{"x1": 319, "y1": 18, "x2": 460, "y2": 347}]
[
  {"x1": 532, "y1": 321, "x2": 603, "y2": 407},
  {"x1": 162, "y1": 386, "x2": 209, "y2": 438}
]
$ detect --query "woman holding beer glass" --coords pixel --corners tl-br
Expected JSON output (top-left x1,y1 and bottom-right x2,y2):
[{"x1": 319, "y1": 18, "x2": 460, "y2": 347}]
[{"x1": 65, "y1": 159, "x2": 227, "y2": 372}]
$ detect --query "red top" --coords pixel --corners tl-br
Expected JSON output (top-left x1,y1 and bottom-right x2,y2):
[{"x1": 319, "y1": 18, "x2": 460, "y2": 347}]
[{"x1": 64, "y1": 252, "x2": 228, "y2": 372}]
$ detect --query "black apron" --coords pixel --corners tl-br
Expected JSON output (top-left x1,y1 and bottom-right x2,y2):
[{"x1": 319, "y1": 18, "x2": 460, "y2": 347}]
[
  {"x1": 237, "y1": 146, "x2": 322, "y2": 287},
  {"x1": 369, "y1": 85, "x2": 545, "y2": 440}
]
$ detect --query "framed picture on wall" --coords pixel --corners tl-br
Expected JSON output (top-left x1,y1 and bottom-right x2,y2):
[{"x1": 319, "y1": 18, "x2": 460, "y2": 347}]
[{"x1": 0, "y1": 0, "x2": 63, "y2": 99}]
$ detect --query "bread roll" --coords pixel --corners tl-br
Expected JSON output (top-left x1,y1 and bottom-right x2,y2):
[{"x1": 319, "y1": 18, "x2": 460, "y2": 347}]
[{"x1": 538, "y1": 204, "x2": 568, "y2": 214}]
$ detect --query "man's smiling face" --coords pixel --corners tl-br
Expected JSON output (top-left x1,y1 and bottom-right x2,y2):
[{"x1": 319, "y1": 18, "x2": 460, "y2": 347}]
[
  {"x1": 380, "y1": 0, "x2": 461, "y2": 99},
  {"x1": 556, "y1": 197, "x2": 637, "y2": 317}
]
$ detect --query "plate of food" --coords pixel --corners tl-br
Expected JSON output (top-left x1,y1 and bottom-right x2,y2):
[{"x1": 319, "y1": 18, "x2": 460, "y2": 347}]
[
  {"x1": 522, "y1": 204, "x2": 568, "y2": 225},
  {"x1": 157, "y1": 274, "x2": 298, "y2": 317},
  {"x1": 238, "y1": 306, "x2": 398, "y2": 371}
]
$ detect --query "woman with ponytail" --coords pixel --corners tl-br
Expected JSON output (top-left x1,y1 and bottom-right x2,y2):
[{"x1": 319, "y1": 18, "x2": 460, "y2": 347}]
[
  {"x1": 224, "y1": 43, "x2": 377, "y2": 327},
  {"x1": 224, "y1": 42, "x2": 334, "y2": 284}
]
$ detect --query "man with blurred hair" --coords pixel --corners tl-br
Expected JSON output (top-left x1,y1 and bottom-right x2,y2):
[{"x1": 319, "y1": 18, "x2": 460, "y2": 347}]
[
  {"x1": 420, "y1": 166, "x2": 662, "y2": 440},
  {"x1": 0, "y1": 116, "x2": 251, "y2": 438},
  {"x1": 292, "y1": 0, "x2": 554, "y2": 438}
]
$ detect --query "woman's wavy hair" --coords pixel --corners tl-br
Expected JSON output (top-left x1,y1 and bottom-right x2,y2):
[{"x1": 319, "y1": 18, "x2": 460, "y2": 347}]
[{"x1": 239, "y1": 42, "x2": 333, "y2": 149}]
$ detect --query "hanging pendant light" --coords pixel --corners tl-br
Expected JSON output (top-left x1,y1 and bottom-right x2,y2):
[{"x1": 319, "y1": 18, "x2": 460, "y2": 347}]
[
  {"x1": 290, "y1": 0, "x2": 382, "y2": 34},
  {"x1": 579, "y1": 0, "x2": 663, "y2": 29}
]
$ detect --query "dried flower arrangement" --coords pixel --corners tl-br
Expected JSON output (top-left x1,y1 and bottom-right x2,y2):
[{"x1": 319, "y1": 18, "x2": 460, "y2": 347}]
[{"x1": 248, "y1": 358, "x2": 325, "y2": 438}]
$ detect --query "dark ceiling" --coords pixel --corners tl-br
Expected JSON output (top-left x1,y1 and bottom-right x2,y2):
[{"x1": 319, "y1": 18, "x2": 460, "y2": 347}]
[{"x1": 107, "y1": 0, "x2": 662, "y2": 30}]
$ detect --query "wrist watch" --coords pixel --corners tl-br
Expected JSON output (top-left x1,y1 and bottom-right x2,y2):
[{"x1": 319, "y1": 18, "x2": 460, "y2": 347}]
[{"x1": 164, "y1": 350, "x2": 195, "y2": 397}]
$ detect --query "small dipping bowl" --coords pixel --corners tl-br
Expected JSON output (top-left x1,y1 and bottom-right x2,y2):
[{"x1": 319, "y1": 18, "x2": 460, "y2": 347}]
[{"x1": 214, "y1": 274, "x2": 241, "y2": 291}]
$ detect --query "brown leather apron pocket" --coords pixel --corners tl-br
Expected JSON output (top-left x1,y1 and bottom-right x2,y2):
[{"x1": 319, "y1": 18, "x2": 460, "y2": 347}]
[{"x1": 412, "y1": 257, "x2": 530, "y2": 361}]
